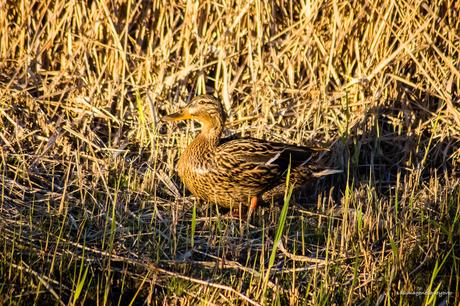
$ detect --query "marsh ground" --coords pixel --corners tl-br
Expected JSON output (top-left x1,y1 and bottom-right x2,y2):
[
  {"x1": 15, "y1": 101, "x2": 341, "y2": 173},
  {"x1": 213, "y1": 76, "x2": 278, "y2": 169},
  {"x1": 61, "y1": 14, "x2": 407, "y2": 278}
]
[{"x1": 0, "y1": 0, "x2": 459, "y2": 305}]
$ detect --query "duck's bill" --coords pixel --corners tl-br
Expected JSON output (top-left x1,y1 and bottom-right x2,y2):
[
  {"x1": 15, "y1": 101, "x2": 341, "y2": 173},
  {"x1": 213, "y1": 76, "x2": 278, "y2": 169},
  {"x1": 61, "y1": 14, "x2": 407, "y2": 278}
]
[{"x1": 161, "y1": 109, "x2": 192, "y2": 122}]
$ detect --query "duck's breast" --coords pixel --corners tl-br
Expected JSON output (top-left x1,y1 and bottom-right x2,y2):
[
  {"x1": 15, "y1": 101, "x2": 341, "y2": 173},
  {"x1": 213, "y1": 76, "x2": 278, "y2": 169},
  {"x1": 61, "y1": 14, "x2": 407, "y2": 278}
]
[{"x1": 177, "y1": 145, "x2": 214, "y2": 195}]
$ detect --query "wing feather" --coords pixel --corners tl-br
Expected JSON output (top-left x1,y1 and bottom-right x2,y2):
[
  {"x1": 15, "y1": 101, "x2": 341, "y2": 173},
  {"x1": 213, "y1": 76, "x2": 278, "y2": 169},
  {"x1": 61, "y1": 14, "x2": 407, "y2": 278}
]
[{"x1": 215, "y1": 138, "x2": 314, "y2": 191}]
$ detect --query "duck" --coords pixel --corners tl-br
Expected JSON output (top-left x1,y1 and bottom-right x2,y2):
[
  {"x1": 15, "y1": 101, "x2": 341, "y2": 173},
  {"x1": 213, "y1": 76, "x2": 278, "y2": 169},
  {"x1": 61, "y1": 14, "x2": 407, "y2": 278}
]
[{"x1": 162, "y1": 94, "x2": 339, "y2": 217}]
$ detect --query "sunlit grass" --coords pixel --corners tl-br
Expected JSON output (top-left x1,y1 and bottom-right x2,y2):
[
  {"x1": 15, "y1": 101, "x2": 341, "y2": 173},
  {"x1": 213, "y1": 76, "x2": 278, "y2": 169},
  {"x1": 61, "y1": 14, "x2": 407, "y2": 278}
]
[{"x1": 0, "y1": 0, "x2": 459, "y2": 305}]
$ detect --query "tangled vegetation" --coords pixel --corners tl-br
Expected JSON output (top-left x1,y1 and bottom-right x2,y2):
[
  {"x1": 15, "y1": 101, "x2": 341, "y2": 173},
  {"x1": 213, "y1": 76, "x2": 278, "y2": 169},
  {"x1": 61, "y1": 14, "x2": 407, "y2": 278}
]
[{"x1": 0, "y1": 0, "x2": 459, "y2": 305}]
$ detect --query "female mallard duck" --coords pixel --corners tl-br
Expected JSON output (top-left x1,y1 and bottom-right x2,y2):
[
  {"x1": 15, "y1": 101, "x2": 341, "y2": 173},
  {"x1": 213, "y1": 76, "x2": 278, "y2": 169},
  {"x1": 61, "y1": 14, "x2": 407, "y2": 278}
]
[{"x1": 162, "y1": 95, "x2": 338, "y2": 215}]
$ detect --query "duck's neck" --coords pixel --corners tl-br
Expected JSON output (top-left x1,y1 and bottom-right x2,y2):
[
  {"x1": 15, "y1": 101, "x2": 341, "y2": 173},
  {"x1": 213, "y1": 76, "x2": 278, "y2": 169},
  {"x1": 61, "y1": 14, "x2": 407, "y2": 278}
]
[
  {"x1": 196, "y1": 116, "x2": 224, "y2": 148},
  {"x1": 197, "y1": 123, "x2": 223, "y2": 147}
]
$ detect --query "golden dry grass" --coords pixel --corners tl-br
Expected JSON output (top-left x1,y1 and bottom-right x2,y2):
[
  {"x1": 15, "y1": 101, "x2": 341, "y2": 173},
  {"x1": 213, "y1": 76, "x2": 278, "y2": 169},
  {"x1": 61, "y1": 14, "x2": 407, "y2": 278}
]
[{"x1": 0, "y1": 0, "x2": 459, "y2": 305}]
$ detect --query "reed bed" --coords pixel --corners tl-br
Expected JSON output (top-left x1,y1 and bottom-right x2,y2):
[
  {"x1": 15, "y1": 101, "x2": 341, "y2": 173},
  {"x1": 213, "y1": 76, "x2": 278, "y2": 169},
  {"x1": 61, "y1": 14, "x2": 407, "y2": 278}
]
[{"x1": 0, "y1": 0, "x2": 459, "y2": 304}]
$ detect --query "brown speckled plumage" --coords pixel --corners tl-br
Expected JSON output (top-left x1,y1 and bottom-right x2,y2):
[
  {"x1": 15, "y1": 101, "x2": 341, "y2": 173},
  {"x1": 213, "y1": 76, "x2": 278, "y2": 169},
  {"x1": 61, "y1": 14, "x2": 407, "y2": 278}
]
[{"x1": 162, "y1": 95, "x2": 336, "y2": 210}]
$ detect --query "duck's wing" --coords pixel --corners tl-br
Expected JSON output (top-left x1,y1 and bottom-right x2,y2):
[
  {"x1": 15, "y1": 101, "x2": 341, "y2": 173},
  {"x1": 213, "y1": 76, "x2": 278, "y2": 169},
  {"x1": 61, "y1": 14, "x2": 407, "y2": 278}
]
[
  {"x1": 218, "y1": 133, "x2": 241, "y2": 144},
  {"x1": 215, "y1": 138, "x2": 315, "y2": 189}
]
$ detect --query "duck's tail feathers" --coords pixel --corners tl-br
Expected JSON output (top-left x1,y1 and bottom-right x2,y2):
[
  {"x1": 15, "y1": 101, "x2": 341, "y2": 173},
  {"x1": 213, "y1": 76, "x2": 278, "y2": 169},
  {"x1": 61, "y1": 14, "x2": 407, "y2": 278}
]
[{"x1": 312, "y1": 169, "x2": 343, "y2": 177}]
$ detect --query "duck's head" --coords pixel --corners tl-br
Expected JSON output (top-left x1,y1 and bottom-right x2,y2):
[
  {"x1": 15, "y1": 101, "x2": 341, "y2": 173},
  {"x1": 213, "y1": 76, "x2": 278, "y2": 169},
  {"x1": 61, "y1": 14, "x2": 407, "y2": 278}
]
[{"x1": 162, "y1": 95, "x2": 226, "y2": 140}]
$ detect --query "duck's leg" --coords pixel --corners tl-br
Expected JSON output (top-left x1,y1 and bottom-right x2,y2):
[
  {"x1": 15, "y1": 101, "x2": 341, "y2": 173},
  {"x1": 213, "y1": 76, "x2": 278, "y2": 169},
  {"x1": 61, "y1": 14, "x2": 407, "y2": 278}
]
[{"x1": 247, "y1": 196, "x2": 258, "y2": 221}]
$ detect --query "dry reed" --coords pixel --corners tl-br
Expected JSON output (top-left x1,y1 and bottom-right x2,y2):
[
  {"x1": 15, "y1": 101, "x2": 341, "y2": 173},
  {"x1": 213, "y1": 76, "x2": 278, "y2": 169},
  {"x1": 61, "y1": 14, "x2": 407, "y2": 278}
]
[{"x1": 0, "y1": 0, "x2": 459, "y2": 305}]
